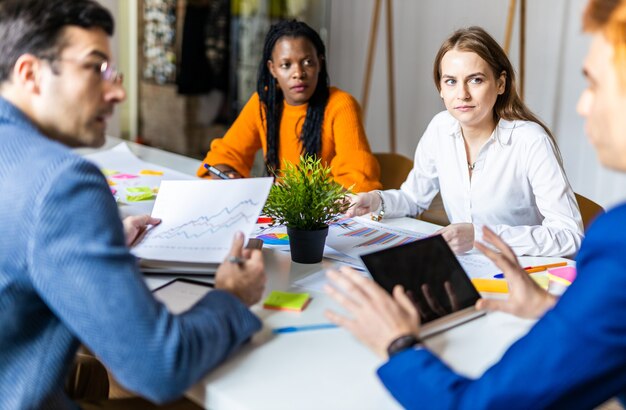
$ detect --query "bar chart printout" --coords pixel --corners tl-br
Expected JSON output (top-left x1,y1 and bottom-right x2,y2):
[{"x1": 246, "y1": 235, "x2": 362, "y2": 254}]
[{"x1": 325, "y1": 217, "x2": 428, "y2": 259}]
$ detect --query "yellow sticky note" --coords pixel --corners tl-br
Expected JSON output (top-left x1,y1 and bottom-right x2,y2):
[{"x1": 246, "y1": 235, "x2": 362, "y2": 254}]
[
  {"x1": 263, "y1": 291, "x2": 311, "y2": 311},
  {"x1": 472, "y1": 273, "x2": 549, "y2": 293},
  {"x1": 107, "y1": 179, "x2": 116, "y2": 186},
  {"x1": 140, "y1": 169, "x2": 164, "y2": 176},
  {"x1": 101, "y1": 168, "x2": 119, "y2": 176},
  {"x1": 471, "y1": 278, "x2": 508, "y2": 293},
  {"x1": 530, "y1": 273, "x2": 549, "y2": 290}
]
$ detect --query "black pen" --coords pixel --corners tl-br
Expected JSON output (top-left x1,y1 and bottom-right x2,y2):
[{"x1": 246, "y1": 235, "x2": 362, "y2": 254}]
[{"x1": 204, "y1": 163, "x2": 231, "y2": 180}]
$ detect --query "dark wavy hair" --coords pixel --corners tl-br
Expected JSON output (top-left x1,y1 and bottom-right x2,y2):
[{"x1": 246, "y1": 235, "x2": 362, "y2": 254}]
[
  {"x1": 257, "y1": 19, "x2": 330, "y2": 173},
  {"x1": 0, "y1": 0, "x2": 114, "y2": 83}
]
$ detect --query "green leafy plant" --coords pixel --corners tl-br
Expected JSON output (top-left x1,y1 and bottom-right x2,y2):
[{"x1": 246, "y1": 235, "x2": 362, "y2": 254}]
[{"x1": 263, "y1": 156, "x2": 352, "y2": 230}]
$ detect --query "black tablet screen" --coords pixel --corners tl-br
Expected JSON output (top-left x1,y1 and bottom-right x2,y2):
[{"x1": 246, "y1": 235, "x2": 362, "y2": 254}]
[{"x1": 360, "y1": 235, "x2": 480, "y2": 324}]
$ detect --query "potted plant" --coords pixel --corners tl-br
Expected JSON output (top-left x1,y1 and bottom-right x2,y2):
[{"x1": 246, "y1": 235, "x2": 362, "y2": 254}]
[{"x1": 263, "y1": 156, "x2": 351, "y2": 263}]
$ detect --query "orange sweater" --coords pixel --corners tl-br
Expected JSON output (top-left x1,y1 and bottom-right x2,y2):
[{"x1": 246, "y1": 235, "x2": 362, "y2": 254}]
[{"x1": 198, "y1": 87, "x2": 382, "y2": 192}]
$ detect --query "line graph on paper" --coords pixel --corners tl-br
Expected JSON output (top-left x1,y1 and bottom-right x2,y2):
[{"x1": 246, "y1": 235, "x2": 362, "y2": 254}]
[
  {"x1": 149, "y1": 200, "x2": 259, "y2": 241},
  {"x1": 326, "y1": 217, "x2": 428, "y2": 259},
  {"x1": 132, "y1": 178, "x2": 273, "y2": 263}
]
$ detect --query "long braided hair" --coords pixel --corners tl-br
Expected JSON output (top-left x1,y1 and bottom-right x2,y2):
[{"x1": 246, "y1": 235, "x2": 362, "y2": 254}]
[{"x1": 257, "y1": 20, "x2": 330, "y2": 174}]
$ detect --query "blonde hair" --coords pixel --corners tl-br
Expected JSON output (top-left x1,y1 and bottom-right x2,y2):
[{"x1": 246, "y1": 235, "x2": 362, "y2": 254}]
[
  {"x1": 584, "y1": 0, "x2": 626, "y2": 87},
  {"x1": 433, "y1": 26, "x2": 559, "y2": 151}
]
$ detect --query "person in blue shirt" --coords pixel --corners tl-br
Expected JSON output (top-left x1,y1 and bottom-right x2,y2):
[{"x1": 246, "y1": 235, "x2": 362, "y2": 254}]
[
  {"x1": 0, "y1": 1, "x2": 266, "y2": 409},
  {"x1": 325, "y1": 0, "x2": 626, "y2": 408}
]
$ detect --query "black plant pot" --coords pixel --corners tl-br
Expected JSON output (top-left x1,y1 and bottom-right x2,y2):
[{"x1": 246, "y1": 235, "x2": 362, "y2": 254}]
[{"x1": 287, "y1": 225, "x2": 329, "y2": 264}]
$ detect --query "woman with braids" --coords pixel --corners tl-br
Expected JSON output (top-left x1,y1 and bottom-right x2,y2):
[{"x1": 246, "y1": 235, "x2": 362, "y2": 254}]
[
  {"x1": 197, "y1": 19, "x2": 382, "y2": 192},
  {"x1": 348, "y1": 26, "x2": 583, "y2": 257}
]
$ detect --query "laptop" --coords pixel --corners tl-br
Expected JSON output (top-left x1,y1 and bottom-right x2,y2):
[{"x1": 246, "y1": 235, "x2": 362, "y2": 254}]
[{"x1": 360, "y1": 235, "x2": 485, "y2": 338}]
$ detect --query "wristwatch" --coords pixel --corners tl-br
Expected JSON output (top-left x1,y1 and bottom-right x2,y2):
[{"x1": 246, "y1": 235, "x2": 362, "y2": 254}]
[
  {"x1": 386, "y1": 334, "x2": 421, "y2": 357},
  {"x1": 371, "y1": 190, "x2": 386, "y2": 222}
]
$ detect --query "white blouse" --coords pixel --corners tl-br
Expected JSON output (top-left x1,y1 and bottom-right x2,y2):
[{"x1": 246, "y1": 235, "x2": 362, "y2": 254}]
[{"x1": 382, "y1": 111, "x2": 584, "y2": 257}]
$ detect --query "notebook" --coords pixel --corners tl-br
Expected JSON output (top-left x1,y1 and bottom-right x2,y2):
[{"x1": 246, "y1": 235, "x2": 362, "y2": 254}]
[{"x1": 360, "y1": 235, "x2": 485, "y2": 338}]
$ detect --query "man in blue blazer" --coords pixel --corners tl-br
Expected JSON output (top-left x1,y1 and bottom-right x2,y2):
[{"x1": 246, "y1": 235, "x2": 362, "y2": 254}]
[
  {"x1": 0, "y1": 1, "x2": 266, "y2": 408},
  {"x1": 325, "y1": 0, "x2": 626, "y2": 408}
]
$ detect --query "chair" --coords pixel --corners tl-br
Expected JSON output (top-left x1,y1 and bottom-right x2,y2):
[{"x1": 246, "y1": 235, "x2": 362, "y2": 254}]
[
  {"x1": 374, "y1": 152, "x2": 450, "y2": 226},
  {"x1": 422, "y1": 193, "x2": 604, "y2": 230},
  {"x1": 575, "y1": 193, "x2": 604, "y2": 231},
  {"x1": 373, "y1": 152, "x2": 413, "y2": 190}
]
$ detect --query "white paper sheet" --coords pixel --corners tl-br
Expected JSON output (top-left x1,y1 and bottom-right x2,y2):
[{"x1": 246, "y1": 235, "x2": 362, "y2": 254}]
[
  {"x1": 325, "y1": 216, "x2": 429, "y2": 259},
  {"x1": 293, "y1": 268, "x2": 372, "y2": 293},
  {"x1": 455, "y1": 252, "x2": 501, "y2": 279},
  {"x1": 84, "y1": 143, "x2": 195, "y2": 216},
  {"x1": 132, "y1": 178, "x2": 273, "y2": 263}
]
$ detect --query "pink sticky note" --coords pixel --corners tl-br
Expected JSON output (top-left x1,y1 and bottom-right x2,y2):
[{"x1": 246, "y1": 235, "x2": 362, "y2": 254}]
[
  {"x1": 547, "y1": 266, "x2": 577, "y2": 285},
  {"x1": 110, "y1": 188, "x2": 117, "y2": 195},
  {"x1": 111, "y1": 173, "x2": 139, "y2": 179}
]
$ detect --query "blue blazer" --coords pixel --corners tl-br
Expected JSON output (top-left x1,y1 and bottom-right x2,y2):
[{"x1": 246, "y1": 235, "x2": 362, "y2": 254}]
[{"x1": 378, "y1": 204, "x2": 626, "y2": 409}]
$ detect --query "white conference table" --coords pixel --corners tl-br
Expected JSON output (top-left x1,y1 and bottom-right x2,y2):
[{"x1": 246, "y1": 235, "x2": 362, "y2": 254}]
[{"x1": 79, "y1": 138, "x2": 570, "y2": 410}]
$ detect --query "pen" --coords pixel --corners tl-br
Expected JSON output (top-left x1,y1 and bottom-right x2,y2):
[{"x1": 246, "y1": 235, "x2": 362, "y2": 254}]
[
  {"x1": 524, "y1": 262, "x2": 567, "y2": 273},
  {"x1": 272, "y1": 323, "x2": 338, "y2": 334},
  {"x1": 493, "y1": 262, "x2": 568, "y2": 278},
  {"x1": 204, "y1": 163, "x2": 231, "y2": 180}
]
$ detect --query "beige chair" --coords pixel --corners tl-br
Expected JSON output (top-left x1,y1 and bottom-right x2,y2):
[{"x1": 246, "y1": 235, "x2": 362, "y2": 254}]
[
  {"x1": 374, "y1": 152, "x2": 450, "y2": 225},
  {"x1": 373, "y1": 152, "x2": 413, "y2": 190},
  {"x1": 421, "y1": 192, "x2": 604, "y2": 231},
  {"x1": 575, "y1": 193, "x2": 604, "y2": 231},
  {"x1": 422, "y1": 193, "x2": 605, "y2": 230}
]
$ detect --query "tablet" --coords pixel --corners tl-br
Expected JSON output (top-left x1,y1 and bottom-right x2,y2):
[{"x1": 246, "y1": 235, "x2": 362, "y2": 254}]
[
  {"x1": 152, "y1": 278, "x2": 214, "y2": 314},
  {"x1": 360, "y1": 235, "x2": 484, "y2": 338}
]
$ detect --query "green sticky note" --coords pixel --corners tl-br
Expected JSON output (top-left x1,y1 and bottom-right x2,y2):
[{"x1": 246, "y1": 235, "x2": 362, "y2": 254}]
[
  {"x1": 263, "y1": 291, "x2": 311, "y2": 311},
  {"x1": 126, "y1": 186, "x2": 152, "y2": 194},
  {"x1": 126, "y1": 192, "x2": 154, "y2": 202}
]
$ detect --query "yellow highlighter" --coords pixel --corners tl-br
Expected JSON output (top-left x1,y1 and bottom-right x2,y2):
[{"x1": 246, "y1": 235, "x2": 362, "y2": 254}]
[{"x1": 472, "y1": 274, "x2": 549, "y2": 293}]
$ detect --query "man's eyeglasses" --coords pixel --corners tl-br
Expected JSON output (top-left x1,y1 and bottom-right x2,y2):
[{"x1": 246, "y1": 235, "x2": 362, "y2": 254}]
[{"x1": 43, "y1": 57, "x2": 123, "y2": 84}]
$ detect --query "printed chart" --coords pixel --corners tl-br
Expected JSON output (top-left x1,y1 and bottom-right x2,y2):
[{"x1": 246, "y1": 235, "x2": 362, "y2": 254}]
[
  {"x1": 133, "y1": 178, "x2": 273, "y2": 263},
  {"x1": 326, "y1": 217, "x2": 428, "y2": 259}
]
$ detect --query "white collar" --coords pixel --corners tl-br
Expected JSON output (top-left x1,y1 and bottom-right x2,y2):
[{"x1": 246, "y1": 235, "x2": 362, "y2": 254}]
[{"x1": 448, "y1": 117, "x2": 516, "y2": 145}]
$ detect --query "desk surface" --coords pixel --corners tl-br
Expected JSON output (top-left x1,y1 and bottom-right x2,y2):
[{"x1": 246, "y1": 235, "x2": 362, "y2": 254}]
[{"x1": 82, "y1": 138, "x2": 568, "y2": 410}]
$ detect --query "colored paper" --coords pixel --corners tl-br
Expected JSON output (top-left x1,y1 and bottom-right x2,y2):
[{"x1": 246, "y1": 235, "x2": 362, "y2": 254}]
[
  {"x1": 107, "y1": 179, "x2": 116, "y2": 186},
  {"x1": 127, "y1": 186, "x2": 153, "y2": 194},
  {"x1": 111, "y1": 173, "x2": 139, "y2": 180},
  {"x1": 256, "y1": 233, "x2": 289, "y2": 245},
  {"x1": 140, "y1": 169, "x2": 164, "y2": 176},
  {"x1": 263, "y1": 290, "x2": 311, "y2": 311},
  {"x1": 547, "y1": 266, "x2": 577, "y2": 285},
  {"x1": 110, "y1": 188, "x2": 117, "y2": 195},
  {"x1": 472, "y1": 273, "x2": 549, "y2": 293},
  {"x1": 126, "y1": 192, "x2": 154, "y2": 202},
  {"x1": 101, "y1": 168, "x2": 119, "y2": 176}
]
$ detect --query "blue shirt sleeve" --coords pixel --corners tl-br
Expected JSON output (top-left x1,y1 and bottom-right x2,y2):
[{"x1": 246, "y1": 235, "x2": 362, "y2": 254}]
[
  {"x1": 377, "y1": 205, "x2": 626, "y2": 409},
  {"x1": 28, "y1": 157, "x2": 261, "y2": 403}
]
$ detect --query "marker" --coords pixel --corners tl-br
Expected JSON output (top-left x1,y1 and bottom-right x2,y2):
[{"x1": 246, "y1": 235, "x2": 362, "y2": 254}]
[
  {"x1": 272, "y1": 323, "x2": 338, "y2": 334},
  {"x1": 204, "y1": 163, "x2": 231, "y2": 180},
  {"x1": 524, "y1": 262, "x2": 567, "y2": 273},
  {"x1": 493, "y1": 263, "x2": 567, "y2": 278}
]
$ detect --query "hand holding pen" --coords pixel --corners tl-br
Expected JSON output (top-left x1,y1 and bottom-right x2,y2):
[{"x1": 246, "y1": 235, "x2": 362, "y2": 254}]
[{"x1": 204, "y1": 163, "x2": 242, "y2": 180}]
